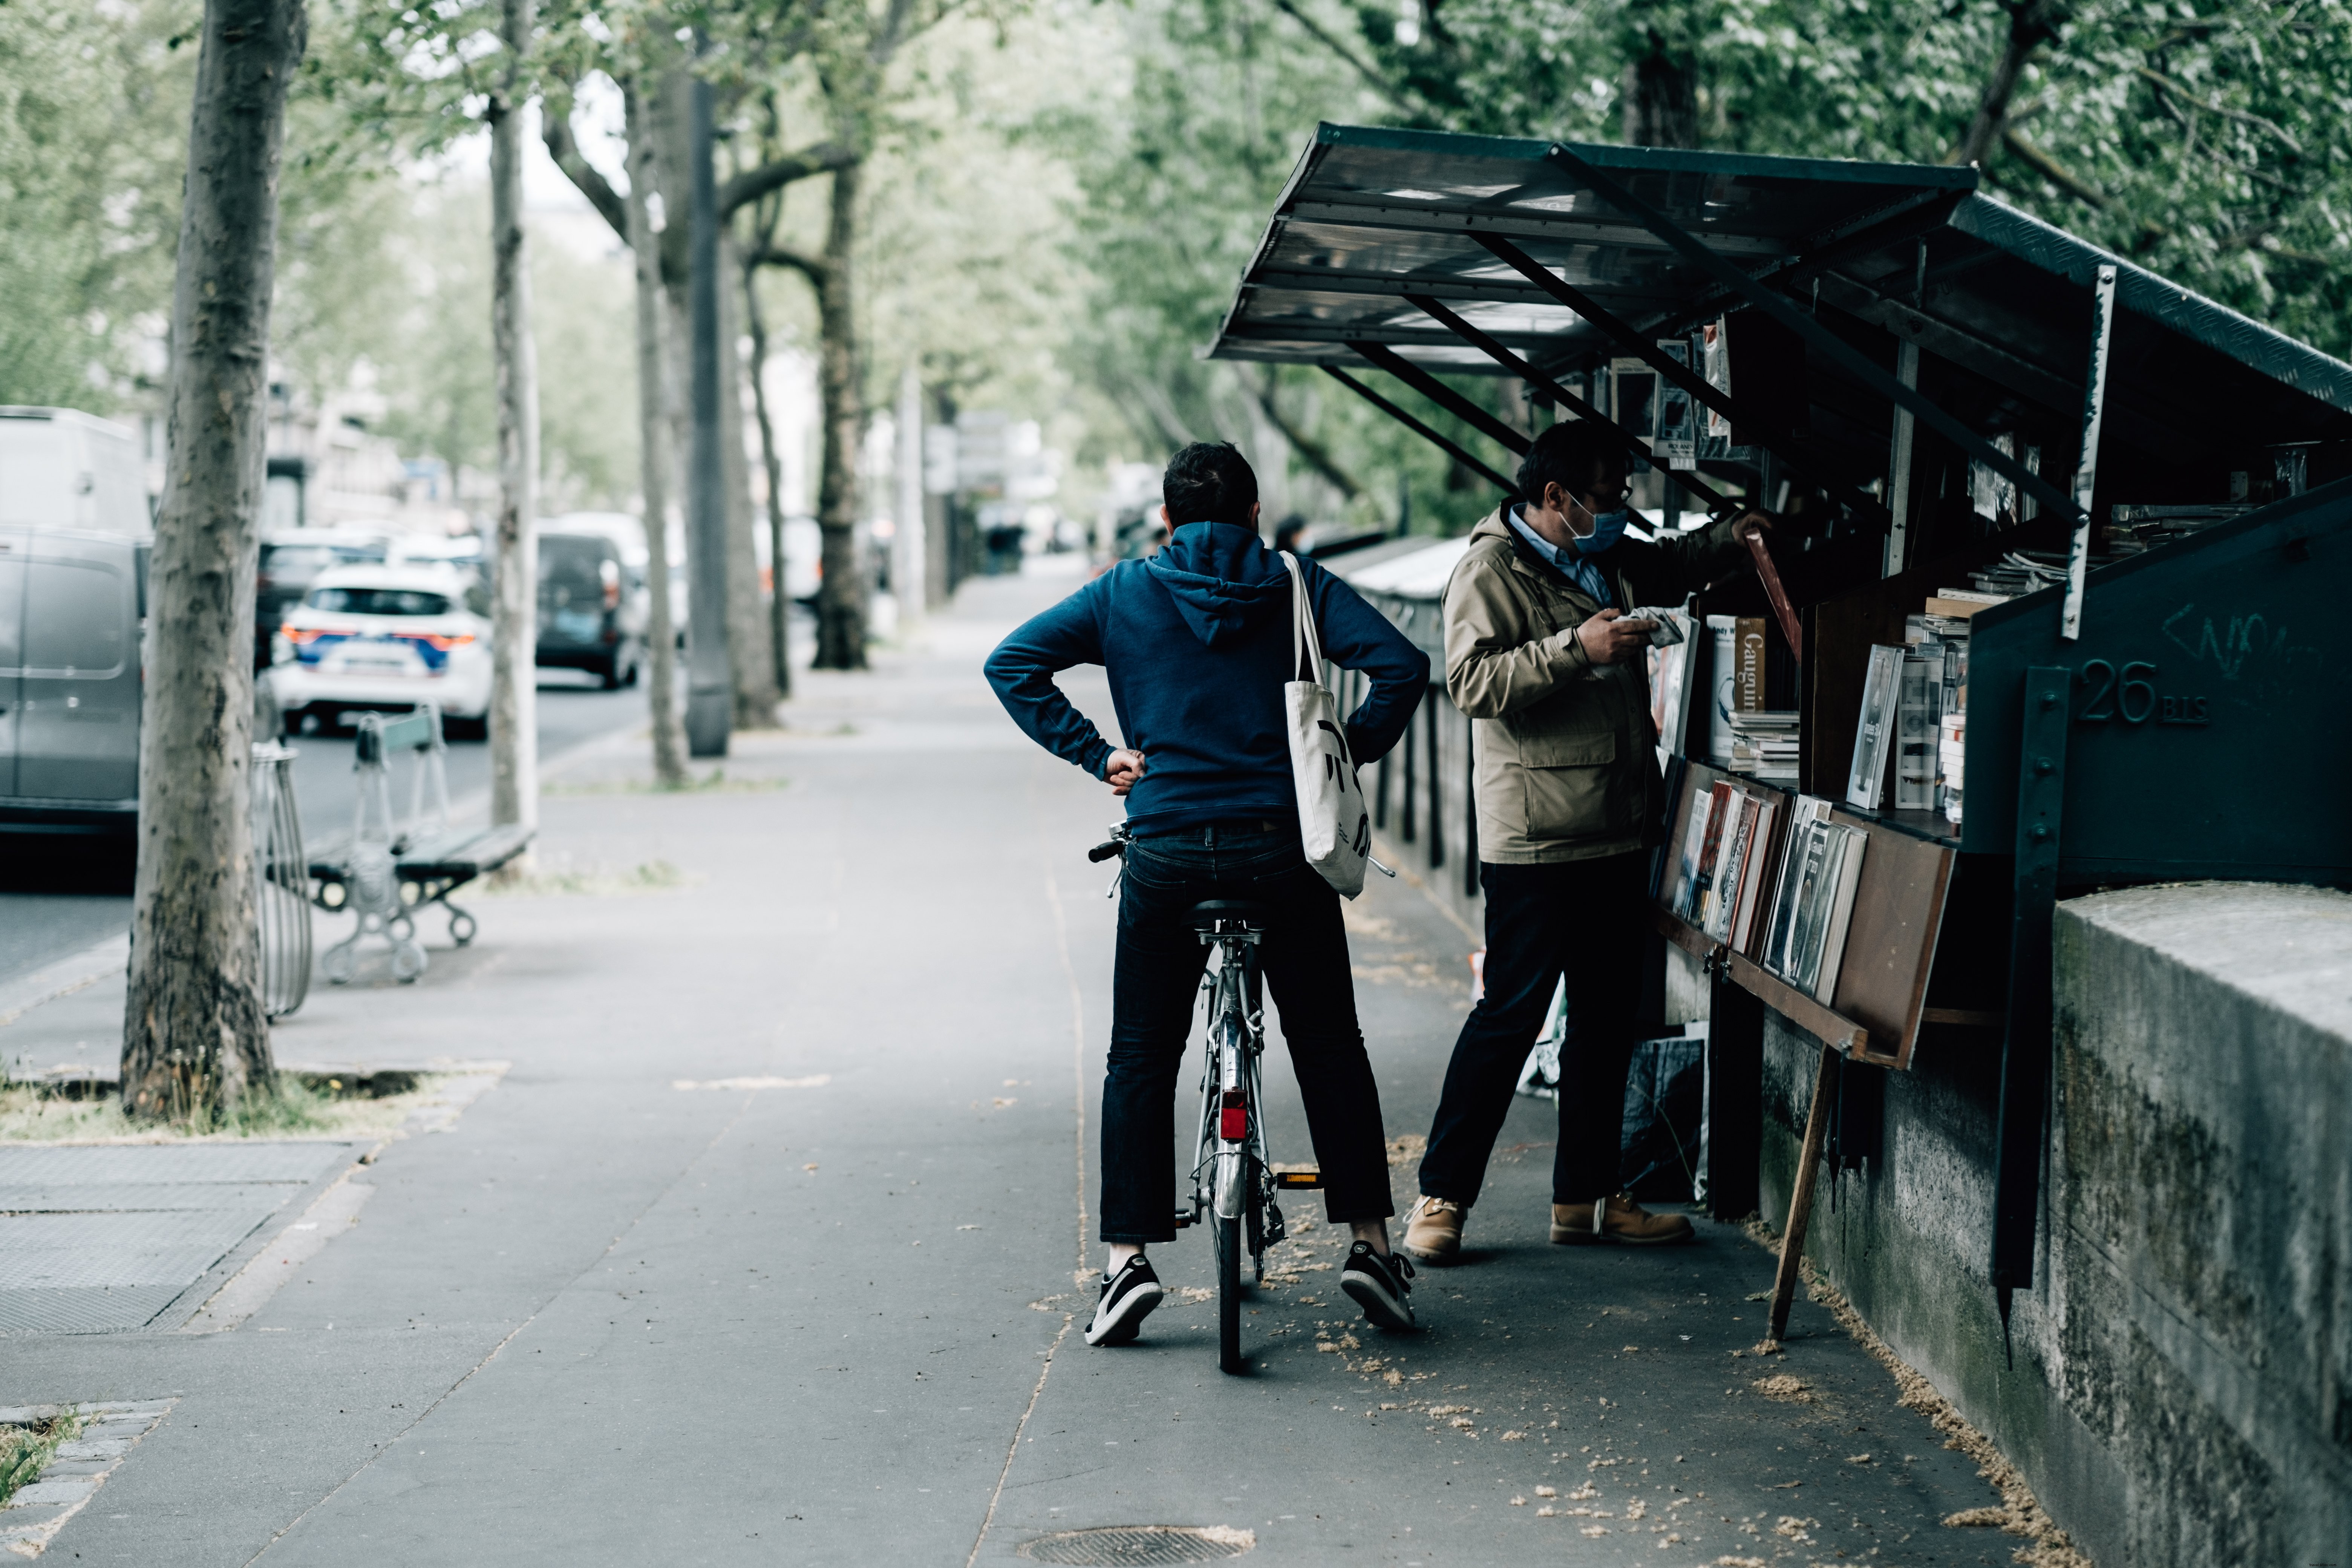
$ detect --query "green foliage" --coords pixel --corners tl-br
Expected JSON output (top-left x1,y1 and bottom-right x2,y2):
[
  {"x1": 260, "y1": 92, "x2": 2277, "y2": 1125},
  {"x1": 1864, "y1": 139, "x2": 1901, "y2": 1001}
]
[{"x1": 1050, "y1": 0, "x2": 2352, "y2": 530}]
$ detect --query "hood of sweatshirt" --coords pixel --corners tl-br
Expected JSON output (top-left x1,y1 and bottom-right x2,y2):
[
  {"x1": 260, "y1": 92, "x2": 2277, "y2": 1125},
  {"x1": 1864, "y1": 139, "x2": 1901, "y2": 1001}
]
[{"x1": 1144, "y1": 522, "x2": 1291, "y2": 648}]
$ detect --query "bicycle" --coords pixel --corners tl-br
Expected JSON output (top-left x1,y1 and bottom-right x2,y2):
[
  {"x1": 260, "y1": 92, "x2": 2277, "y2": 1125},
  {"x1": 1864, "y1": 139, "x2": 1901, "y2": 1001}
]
[{"x1": 1090, "y1": 825, "x2": 1321, "y2": 1374}]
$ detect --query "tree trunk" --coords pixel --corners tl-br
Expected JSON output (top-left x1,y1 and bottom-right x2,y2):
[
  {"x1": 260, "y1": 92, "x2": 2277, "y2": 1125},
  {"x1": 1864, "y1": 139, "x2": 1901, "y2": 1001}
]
[
  {"x1": 1954, "y1": 0, "x2": 2064, "y2": 167},
  {"x1": 121, "y1": 0, "x2": 305, "y2": 1121},
  {"x1": 1620, "y1": 4, "x2": 1700, "y2": 150},
  {"x1": 624, "y1": 78, "x2": 688, "y2": 787},
  {"x1": 742, "y1": 259, "x2": 795, "y2": 700},
  {"x1": 810, "y1": 160, "x2": 867, "y2": 671},
  {"x1": 488, "y1": 0, "x2": 539, "y2": 835},
  {"x1": 717, "y1": 230, "x2": 780, "y2": 726}
]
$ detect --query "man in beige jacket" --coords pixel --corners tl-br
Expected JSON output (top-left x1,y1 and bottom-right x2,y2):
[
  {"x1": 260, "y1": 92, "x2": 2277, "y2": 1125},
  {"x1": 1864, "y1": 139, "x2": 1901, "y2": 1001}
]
[{"x1": 1403, "y1": 420, "x2": 1770, "y2": 1262}]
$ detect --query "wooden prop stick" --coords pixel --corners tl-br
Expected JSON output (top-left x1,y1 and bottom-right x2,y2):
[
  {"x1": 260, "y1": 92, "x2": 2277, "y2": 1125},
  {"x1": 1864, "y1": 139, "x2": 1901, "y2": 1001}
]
[
  {"x1": 1768, "y1": 1040, "x2": 1839, "y2": 1342},
  {"x1": 1745, "y1": 528, "x2": 1803, "y2": 662}
]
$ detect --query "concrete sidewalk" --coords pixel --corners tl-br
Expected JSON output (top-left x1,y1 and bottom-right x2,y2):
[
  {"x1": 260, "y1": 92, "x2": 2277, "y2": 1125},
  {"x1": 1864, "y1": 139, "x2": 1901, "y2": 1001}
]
[{"x1": 3, "y1": 562, "x2": 2025, "y2": 1566}]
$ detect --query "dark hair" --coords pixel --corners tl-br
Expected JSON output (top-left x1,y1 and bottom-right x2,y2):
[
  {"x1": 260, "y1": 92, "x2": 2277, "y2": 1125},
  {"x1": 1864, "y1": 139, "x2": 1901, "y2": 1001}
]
[
  {"x1": 1515, "y1": 420, "x2": 1623, "y2": 507},
  {"x1": 1162, "y1": 442, "x2": 1259, "y2": 527}
]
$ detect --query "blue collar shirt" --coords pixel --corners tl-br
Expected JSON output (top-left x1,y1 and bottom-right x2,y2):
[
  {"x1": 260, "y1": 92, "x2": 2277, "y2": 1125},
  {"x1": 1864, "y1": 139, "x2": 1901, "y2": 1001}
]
[{"x1": 1507, "y1": 506, "x2": 1614, "y2": 608}]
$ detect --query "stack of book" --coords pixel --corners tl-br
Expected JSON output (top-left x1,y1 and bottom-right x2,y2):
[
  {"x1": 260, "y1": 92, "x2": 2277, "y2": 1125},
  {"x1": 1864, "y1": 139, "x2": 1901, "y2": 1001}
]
[
  {"x1": 2108, "y1": 503, "x2": 2252, "y2": 556},
  {"x1": 1666, "y1": 780, "x2": 1785, "y2": 956},
  {"x1": 1938, "y1": 712, "x2": 1966, "y2": 826},
  {"x1": 1758, "y1": 798, "x2": 1869, "y2": 1004},
  {"x1": 1726, "y1": 710, "x2": 1799, "y2": 782}
]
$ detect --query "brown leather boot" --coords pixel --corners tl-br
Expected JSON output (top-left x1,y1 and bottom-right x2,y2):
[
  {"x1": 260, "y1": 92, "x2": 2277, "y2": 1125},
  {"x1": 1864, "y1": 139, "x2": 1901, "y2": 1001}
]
[
  {"x1": 1550, "y1": 1193, "x2": 1695, "y2": 1246},
  {"x1": 1401, "y1": 1195, "x2": 1468, "y2": 1263}
]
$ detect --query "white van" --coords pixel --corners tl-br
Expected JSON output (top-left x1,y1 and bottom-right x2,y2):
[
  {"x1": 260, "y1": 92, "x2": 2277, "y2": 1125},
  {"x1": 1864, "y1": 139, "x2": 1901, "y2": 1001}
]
[
  {"x1": 0, "y1": 526, "x2": 146, "y2": 831},
  {"x1": 0, "y1": 408, "x2": 150, "y2": 536}
]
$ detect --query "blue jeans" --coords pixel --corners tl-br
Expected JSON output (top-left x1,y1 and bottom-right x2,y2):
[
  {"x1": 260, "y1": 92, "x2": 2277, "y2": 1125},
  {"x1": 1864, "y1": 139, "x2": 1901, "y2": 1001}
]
[{"x1": 1100, "y1": 821, "x2": 1395, "y2": 1244}]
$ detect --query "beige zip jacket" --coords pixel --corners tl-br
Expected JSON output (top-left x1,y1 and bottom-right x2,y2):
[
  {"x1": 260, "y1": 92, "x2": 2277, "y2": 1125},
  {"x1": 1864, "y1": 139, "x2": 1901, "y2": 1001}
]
[{"x1": 1444, "y1": 506, "x2": 1749, "y2": 864}]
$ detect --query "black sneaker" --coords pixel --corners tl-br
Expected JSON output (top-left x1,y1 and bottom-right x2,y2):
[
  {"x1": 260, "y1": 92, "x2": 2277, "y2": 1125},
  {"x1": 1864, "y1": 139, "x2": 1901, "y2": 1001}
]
[
  {"x1": 1084, "y1": 1255, "x2": 1166, "y2": 1346},
  {"x1": 1340, "y1": 1241, "x2": 1417, "y2": 1331}
]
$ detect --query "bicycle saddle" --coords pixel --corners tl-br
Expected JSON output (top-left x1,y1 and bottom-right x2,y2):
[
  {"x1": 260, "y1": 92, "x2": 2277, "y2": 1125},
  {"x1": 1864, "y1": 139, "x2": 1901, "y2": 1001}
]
[{"x1": 1190, "y1": 899, "x2": 1271, "y2": 930}]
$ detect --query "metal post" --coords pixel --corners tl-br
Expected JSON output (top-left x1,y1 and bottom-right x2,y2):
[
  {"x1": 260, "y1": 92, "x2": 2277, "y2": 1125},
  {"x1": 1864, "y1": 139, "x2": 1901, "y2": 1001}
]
[
  {"x1": 684, "y1": 63, "x2": 731, "y2": 757},
  {"x1": 1321, "y1": 366, "x2": 1518, "y2": 496},
  {"x1": 1883, "y1": 341, "x2": 1919, "y2": 577},
  {"x1": 1351, "y1": 343, "x2": 1530, "y2": 456},
  {"x1": 2061, "y1": 265, "x2": 2118, "y2": 642},
  {"x1": 1990, "y1": 666, "x2": 2071, "y2": 1361}
]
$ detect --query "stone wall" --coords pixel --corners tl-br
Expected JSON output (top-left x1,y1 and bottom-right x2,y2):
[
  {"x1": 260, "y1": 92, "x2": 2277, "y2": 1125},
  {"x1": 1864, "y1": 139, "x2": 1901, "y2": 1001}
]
[{"x1": 1759, "y1": 882, "x2": 2352, "y2": 1567}]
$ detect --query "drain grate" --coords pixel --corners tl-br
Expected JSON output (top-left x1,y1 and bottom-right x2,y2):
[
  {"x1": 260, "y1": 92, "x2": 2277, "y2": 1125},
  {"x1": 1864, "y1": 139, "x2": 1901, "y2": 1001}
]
[{"x1": 1018, "y1": 1526, "x2": 1254, "y2": 1565}]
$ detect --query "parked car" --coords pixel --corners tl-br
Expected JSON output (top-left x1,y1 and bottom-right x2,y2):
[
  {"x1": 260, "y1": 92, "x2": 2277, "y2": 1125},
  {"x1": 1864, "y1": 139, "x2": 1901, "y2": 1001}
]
[
  {"x1": 536, "y1": 522, "x2": 646, "y2": 688},
  {"x1": 254, "y1": 529, "x2": 392, "y2": 668},
  {"x1": 271, "y1": 564, "x2": 494, "y2": 738},
  {"x1": 0, "y1": 525, "x2": 145, "y2": 832}
]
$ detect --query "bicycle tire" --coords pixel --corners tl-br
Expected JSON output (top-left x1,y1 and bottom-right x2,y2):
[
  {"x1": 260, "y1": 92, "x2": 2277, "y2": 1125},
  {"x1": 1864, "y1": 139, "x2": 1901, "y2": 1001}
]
[{"x1": 1216, "y1": 1212, "x2": 1244, "y2": 1374}]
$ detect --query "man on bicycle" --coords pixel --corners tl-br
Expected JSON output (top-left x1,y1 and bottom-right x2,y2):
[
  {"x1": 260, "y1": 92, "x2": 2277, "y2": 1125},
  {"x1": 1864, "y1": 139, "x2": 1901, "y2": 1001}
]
[{"x1": 986, "y1": 442, "x2": 1430, "y2": 1347}]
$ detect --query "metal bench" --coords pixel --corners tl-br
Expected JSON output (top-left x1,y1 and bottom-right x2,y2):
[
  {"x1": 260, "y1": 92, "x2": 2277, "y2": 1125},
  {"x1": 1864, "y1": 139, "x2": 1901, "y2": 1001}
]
[{"x1": 307, "y1": 707, "x2": 532, "y2": 983}]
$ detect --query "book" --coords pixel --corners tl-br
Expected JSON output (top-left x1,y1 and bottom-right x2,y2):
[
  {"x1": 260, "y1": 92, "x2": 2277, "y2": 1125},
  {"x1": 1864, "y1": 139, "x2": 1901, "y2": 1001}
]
[
  {"x1": 1705, "y1": 616, "x2": 1739, "y2": 767},
  {"x1": 1668, "y1": 778, "x2": 1714, "y2": 914},
  {"x1": 1924, "y1": 592, "x2": 2004, "y2": 618},
  {"x1": 1730, "y1": 793, "x2": 1781, "y2": 954},
  {"x1": 1733, "y1": 617, "x2": 1767, "y2": 712},
  {"x1": 1762, "y1": 819, "x2": 1830, "y2": 986},
  {"x1": 1846, "y1": 645, "x2": 1903, "y2": 810},
  {"x1": 1894, "y1": 649, "x2": 1942, "y2": 811},
  {"x1": 1807, "y1": 824, "x2": 1869, "y2": 1004},
  {"x1": 1647, "y1": 610, "x2": 1699, "y2": 762},
  {"x1": 1686, "y1": 781, "x2": 1736, "y2": 925},
  {"x1": 1703, "y1": 793, "x2": 1759, "y2": 941}
]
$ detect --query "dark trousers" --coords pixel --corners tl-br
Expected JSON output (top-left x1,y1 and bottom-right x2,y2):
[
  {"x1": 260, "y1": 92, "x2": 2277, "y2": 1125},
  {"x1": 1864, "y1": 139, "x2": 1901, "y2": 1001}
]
[
  {"x1": 1418, "y1": 851, "x2": 1648, "y2": 1207},
  {"x1": 1101, "y1": 822, "x2": 1395, "y2": 1244}
]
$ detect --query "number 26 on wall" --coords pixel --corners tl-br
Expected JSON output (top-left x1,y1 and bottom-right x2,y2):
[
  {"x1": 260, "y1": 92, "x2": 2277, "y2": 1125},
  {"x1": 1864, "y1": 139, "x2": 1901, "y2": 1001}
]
[{"x1": 2078, "y1": 660, "x2": 2208, "y2": 726}]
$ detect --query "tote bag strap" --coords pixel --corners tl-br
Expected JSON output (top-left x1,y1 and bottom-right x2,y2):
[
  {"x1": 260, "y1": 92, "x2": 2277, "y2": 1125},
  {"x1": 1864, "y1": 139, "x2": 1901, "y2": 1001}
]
[{"x1": 1279, "y1": 551, "x2": 1326, "y2": 684}]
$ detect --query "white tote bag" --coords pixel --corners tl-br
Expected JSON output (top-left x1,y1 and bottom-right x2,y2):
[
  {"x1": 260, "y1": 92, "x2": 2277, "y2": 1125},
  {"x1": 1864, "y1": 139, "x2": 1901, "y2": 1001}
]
[{"x1": 1279, "y1": 552, "x2": 1374, "y2": 898}]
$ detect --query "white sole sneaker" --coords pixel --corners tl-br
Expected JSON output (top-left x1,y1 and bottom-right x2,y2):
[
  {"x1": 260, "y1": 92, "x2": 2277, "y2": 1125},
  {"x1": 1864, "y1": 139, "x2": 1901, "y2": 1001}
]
[{"x1": 1084, "y1": 1264, "x2": 1166, "y2": 1346}]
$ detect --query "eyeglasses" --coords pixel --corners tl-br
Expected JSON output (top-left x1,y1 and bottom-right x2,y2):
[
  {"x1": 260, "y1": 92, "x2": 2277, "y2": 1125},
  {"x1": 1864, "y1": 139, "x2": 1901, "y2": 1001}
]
[{"x1": 1584, "y1": 483, "x2": 1634, "y2": 507}]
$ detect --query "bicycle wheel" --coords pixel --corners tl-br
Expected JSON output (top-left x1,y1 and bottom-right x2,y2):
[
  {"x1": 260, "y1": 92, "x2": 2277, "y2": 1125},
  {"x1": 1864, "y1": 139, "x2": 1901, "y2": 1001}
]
[{"x1": 1216, "y1": 1212, "x2": 1244, "y2": 1374}]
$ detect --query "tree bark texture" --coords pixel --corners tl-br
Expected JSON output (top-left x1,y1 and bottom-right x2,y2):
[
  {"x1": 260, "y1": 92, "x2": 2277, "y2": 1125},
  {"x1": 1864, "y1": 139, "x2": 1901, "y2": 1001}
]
[
  {"x1": 489, "y1": 0, "x2": 539, "y2": 831},
  {"x1": 624, "y1": 79, "x2": 689, "y2": 786},
  {"x1": 1955, "y1": 0, "x2": 2064, "y2": 168},
  {"x1": 810, "y1": 160, "x2": 867, "y2": 671},
  {"x1": 121, "y1": 0, "x2": 305, "y2": 1120},
  {"x1": 717, "y1": 230, "x2": 780, "y2": 726},
  {"x1": 743, "y1": 260, "x2": 795, "y2": 700},
  {"x1": 1620, "y1": 2, "x2": 1700, "y2": 150}
]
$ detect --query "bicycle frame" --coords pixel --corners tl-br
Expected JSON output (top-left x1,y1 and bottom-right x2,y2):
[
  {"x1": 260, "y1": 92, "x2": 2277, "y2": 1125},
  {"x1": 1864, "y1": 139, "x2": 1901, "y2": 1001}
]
[{"x1": 1187, "y1": 919, "x2": 1283, "y2": 1254}]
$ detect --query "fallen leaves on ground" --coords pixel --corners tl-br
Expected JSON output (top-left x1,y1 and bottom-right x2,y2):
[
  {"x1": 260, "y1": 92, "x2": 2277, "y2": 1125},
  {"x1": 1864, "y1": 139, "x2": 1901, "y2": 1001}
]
[
  {"x1": 1944, "y1": 1507, "x2": 2009, "y2": 1528},
  {"x1": 1752, "y1": 1374, "x2": 1813, "y2": 1403}
]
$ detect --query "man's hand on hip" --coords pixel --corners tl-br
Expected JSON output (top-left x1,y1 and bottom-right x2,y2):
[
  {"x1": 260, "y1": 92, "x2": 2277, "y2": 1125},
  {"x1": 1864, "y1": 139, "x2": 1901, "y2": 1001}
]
[
  {"x1": 1576, "y1": 608, "x2": 1655, "y2": 666},
  {"x1": 1104, "y1": 749, "x2": 1146, "y2": 796}
]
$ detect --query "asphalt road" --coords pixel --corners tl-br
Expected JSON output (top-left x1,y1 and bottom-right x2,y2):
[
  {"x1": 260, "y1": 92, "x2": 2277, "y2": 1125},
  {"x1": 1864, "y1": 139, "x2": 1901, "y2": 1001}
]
[
  {"x1": 5, "y1": 562, "x2": 2015, "y2": 1566},
  {"x1": 0, "y1": 669, "x2": 650, "y2": 991}
]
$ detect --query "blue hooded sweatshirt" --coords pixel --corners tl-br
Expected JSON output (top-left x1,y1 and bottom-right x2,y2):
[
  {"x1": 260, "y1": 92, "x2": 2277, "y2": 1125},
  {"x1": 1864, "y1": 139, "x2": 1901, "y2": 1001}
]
[{"x1": 984, "y1": 523, "x2": 1430, "y2": 833}]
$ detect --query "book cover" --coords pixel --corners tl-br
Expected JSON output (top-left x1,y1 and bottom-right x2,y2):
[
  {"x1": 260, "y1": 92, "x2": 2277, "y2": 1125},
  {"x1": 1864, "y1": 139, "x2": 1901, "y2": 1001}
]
[
  {"x1": 1810, "y1": 825, "x2": 1871, "y2": 1004},
  {"x1": 1894, "y1": 651, "x2": 1941, "y2": 810},
  {"x1": 1761, "y1": 819, "x2": 1823, "y2": 983},
  {"x1": 1687, "y1": 782, "x2": 1736, "y2": 925},
  {"x1": 1787, "y1": 824, "x2": 1844, "y2": 995},
  {"x1": 1731, "y1": 793, "x2": 1781, "y2": 954},
  {"x1": 1733, "y1": 618, "x2": 1767, "y2": 712},
  {"x1": 1846, "y1": 645, "x2": 1903, "y2": 810},
  {"x1": 1668, "y1": 778, "x2": 1713, "y2": 914},
  {"x1": 1704, "y1": 794, "x2": 1756, "y2": 941},
  {"x1": 1705, "y1": 616, "x2": 1738, "y2": 767}
]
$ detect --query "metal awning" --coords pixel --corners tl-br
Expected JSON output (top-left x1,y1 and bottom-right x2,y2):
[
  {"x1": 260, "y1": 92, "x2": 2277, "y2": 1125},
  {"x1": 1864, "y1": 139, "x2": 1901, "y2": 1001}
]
[{"x1": 1208, "y1": 123, "x2": 2352, "y2": 533}]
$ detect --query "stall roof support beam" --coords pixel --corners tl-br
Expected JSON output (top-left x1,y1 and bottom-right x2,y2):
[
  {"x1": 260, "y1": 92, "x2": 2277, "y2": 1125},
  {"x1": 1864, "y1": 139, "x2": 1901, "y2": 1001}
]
[
  {"x1": 1320, "y1": 365, "x2": 1518, "y2": 498},
  {"x1": 1543, "y1": 142, "x2": 2081, "y2": 525},
  {"x1": 1351, "y1": 343, "x2": 1531, "y2": 457},
  {"x1": 1405, "y1": 293, "x2": 1732, "y2": 514},
  {"x1": 1475, "y1": 232, "x2": 1886, "y2": 527},
  {"x1": 2062, "y1": 265, "x2": 2118, "y2": 640}
]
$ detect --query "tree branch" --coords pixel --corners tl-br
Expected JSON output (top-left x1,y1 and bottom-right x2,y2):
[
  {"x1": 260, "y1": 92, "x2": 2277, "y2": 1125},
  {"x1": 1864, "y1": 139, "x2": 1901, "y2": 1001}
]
[
  {"x1": 1265, "y1": 0, "x2": 1420, "y2": 115},
  {"x1": 2138, "y1": 66, "x2": 2303, "y2": 155},
  {"x1": 1951, "y1": 0, "x2": 2064, "y2": 167},
  {"x1": 718, "y1": 141, "x2": 859, "y2": 220},
  {"x1": 542, "y1": 87, "x2": 630, "y2": 240},
  {"x1": 748, "y1": 243, "x2": 829, "y2": 285},
  {"x1": 1247, "y1": 368, "x2": 1361, "y2": 500},
  {"x1": 2000, "y1": 128, "x2": 2108, "y2": 209}
]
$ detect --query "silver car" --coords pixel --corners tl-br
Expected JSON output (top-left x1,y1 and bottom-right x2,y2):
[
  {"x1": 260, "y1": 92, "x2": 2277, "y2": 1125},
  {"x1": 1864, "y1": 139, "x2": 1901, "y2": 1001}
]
[{"x1": 0, "y1": 525, "x2": 144, "y2": 833}]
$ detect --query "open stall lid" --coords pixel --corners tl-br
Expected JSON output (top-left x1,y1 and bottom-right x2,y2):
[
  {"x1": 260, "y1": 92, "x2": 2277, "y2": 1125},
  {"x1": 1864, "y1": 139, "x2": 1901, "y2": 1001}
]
[{"x1": 1208, "y1": 123, "x2": 2352, "y2": 535}]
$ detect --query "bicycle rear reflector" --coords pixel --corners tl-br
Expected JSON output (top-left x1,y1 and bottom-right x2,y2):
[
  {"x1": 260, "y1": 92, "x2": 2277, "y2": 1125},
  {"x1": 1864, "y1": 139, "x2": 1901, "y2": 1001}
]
[{"x1": 1219, "y1": 1089, "x2": 1248, "y2": 1141}]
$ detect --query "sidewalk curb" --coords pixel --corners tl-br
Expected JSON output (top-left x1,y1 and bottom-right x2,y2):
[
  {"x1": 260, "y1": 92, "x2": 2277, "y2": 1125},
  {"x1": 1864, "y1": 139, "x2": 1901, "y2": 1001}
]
[{"x1": 0, "y1": 934, "x2": 129, "y2": 1038}]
